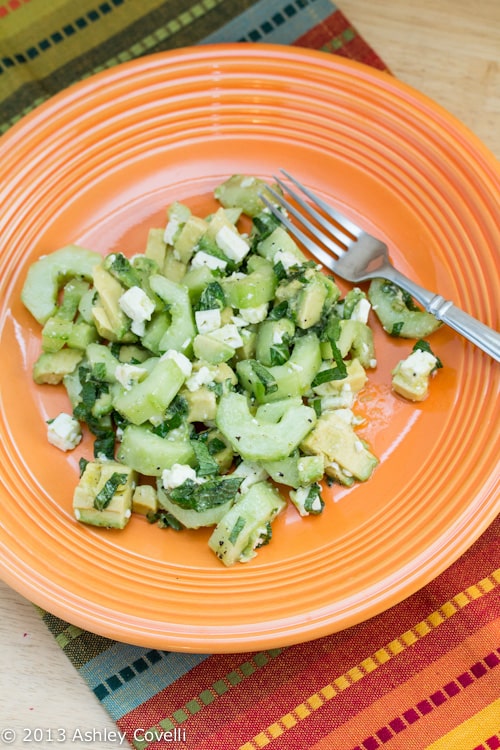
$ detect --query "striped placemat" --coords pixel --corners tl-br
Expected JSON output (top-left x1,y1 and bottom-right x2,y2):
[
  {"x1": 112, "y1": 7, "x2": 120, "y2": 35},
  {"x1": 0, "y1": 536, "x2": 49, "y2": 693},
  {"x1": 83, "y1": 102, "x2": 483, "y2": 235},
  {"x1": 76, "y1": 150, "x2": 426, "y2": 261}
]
[{"x1": 2, "y1": 2, "x2": 499, "y2": 749}]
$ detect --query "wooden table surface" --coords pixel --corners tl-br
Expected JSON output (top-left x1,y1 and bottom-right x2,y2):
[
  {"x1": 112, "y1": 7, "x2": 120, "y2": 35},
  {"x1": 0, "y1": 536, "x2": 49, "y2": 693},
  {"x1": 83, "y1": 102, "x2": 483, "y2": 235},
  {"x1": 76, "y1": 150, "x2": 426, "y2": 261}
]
[{"x1": 1, "y1": 2, "x2": 498, "y2": 748}]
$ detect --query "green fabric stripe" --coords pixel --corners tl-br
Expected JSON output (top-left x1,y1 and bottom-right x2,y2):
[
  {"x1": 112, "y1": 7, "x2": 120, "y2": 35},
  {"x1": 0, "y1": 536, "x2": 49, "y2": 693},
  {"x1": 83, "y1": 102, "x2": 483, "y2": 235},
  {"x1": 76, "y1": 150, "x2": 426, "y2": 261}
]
[
  {"x1": 0, "y1": 0, "x2": 253, "y2": 133},
  {"x1": 132, "y1": 648, "x2": 284, "y2": 750},
  {"x1": 41, "y1": 611, "x2": 116, "y2": 667}
]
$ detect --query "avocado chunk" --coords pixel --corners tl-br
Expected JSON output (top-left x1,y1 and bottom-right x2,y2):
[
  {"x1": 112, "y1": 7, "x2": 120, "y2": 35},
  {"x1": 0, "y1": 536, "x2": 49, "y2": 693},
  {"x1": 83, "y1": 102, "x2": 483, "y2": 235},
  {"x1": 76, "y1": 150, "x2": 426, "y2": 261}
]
[
  {"x1": 300, "y1": 410, "x2": 378, "y2": 483},
  {"x1": 132, "y1": 484, "x2": 159, "y2": 515},
  {"x1": 21, "y1": 245, "x2": 102, "y2": 325},
  {"x1": 216, "y1": 391, "x2": 316, "y2": 462},
  {"x1": 91, "y1": 263, "x2": 132, "y2": 341},
  {"x1": 182, "y1": 385, "x2": 217, "y2": 422},
  {"x1": 33, "y1": 349, "x2": 83, "y2": 385},
  {"x1": 193, "y1": 333, "x2": 235, "y2": 364},
  {"x1": 73, "y1": 460, "x2": 137, "y2": 529},
  {"x1": 295, "y1": 274, "x2": 329, "y2": 329},
  {"x1": 391, "y1": 347, "x2": 439, "y2": 401}
]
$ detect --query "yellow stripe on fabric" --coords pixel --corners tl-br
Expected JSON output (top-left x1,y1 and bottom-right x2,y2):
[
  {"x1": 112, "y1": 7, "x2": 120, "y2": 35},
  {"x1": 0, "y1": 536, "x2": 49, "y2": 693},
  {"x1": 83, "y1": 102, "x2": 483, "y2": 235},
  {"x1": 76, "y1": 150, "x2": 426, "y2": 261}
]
[
  {"x1": 238, "y1": 569, "x2": 500, "y2": 750},
  {"x1": 132, "y1": 648, "x2": 284, "y2": 750},
  {"x1": 83, "y1": 0, "x2": 226, "y2": 76},
  {"x1": 1, "y1": 0, "x2": 162, "y2": 102},
  {"x1": 423, "y1": 697, "x2": 500, "y2": 750},
  {"x1": 55, "y1": 624, "x2": 84, "y2": 649},
  {"x1": 1, "y1": 0, "x2": 227, "y2": 134}
]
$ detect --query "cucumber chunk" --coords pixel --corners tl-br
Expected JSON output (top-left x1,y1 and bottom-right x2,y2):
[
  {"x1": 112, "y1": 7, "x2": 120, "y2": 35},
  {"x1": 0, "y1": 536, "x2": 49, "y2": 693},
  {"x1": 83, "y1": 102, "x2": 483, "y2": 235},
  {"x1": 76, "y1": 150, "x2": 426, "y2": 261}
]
[
  {"x1": 148, "y1": 274, "x2": 196, "y2": 355},
  {"x1": 117, "y1": 425, "x2": 194, "y2": 476},
  {"x1": 113, "y1": 356, "x2": 186, "y2": 425},
  {"x1": 216, "y1": 391, "x2": 316, "y2": 462},
  {"x1": 21, "y1": 245, "x2": 102, "y2": 325},
  {"x1": 368, "y1": 278, "x2": 441, "y2": 338},
  {"x1": 208, "y1": 481, "x2": 286, "y2": 565}
]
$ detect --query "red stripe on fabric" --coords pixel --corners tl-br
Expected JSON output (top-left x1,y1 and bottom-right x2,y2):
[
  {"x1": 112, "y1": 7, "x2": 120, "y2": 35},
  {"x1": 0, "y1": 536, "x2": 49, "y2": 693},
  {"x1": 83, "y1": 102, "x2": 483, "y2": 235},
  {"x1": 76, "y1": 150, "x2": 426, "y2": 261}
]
[
  {"x1": 181, "y1": 625, "x2": 500, "y2": 750},
  {"x1": 119, "y1": 587, "x2": 499, "y2": 750},
  {"x1": 121, "y1": 517, "x2": 500, "y2": 729},
  {"x1": 0, "y1": 0, "x2": 30, "y2": 18},
  {"x1": 117, "y1": 520, "x2": 499, "y2": 749},
  {"x1": 473, "y1": 734, "x2": 500, "y2": 750},
  {"x1": 293, "y1": 9, "x2": 388, "y2": 71},
  {"x1": 347, "y1": 648, "x2": 500, "y2": 750}
]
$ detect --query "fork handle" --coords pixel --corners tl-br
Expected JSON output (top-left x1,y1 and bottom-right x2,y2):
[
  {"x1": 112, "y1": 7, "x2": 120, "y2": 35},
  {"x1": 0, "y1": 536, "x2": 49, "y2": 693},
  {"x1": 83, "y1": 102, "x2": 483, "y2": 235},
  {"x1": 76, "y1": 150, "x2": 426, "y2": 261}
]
[{"x1": 389, "y1": 273, "x2": 500, "y2": 362}]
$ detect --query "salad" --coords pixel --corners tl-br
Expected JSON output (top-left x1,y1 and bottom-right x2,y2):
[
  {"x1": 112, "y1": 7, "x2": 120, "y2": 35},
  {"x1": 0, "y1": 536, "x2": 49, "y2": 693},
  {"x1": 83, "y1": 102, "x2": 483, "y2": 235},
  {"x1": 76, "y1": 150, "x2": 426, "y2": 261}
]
[{"x1": 21, "y1": 174, "x2": 441, "y2": 566}]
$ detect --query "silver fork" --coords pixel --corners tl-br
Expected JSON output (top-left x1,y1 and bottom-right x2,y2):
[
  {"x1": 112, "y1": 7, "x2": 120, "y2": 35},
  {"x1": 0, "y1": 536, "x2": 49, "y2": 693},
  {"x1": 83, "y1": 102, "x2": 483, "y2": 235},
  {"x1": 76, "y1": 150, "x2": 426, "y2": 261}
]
[{"x1": 260, "y1": 170, "x2": 500, "y2": 362}]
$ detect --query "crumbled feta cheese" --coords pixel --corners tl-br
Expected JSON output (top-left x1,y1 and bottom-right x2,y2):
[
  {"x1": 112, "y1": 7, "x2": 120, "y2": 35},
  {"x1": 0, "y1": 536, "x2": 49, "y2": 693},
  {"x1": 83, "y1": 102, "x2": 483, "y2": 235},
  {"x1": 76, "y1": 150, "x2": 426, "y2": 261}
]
[
  {"x1": 185, "y1": 366, "x2": 214, "y2": 392},
  {"x1": 162, "y1": 463, "x2": 198, "y2": 490},
  {"x1": 231, "y1": 461, "x2": 268, "y2": 493},
  {"x1": 161, "y1": 349, "x2": 193, "y2": 378},
  {"x1": 272, "y1": 329, "x2": 284, "y2": 344},
  {"x1": 399, "y1": 349, "x2": 437, "y2": 378},
  {"x1": 114, "y1": 363, "x2": 147, "y2": 390},
  {"x1": 208, "y1": 324, "x2": 243, "y2": 349},
  {"x1": 195, "y1": 308, "x2": 222, "y2": 334},
  {"x1": 163, "y1": 215, "x2": 181, "y2": 245},
  {"x1": 334, "y1": 408, "x2": 355, "y2": 424},
  {"x1": 240, "y1": 176, "x2": 255, "y2": 187},
  {"x1": 239, "y1": 303, "x2": 269, "y2": 324},
  {"x1": 273, "y1": 248, "x2": 300, "y2": 271},
  {"x1": 47, "y1": 413, "x2": 82, "y2": 452},
  {"x1": 118, "y1": 286, "x2": 155, "y2": 336},
  {"x1": 231, "y1": 314, "x2": 250, "y2": 328},
  {"x1": 320, "y1": 391, "x2": 354, "y2": 411},
  {"x1": 350, "y1": 297, "x2": 371, "y2": 324},
  {"x1": 191, "y1": 251, "x2": 227, "y2": 271},
  {"x1": 215, "y1": 225, "x2": 250, "y2": 263}
]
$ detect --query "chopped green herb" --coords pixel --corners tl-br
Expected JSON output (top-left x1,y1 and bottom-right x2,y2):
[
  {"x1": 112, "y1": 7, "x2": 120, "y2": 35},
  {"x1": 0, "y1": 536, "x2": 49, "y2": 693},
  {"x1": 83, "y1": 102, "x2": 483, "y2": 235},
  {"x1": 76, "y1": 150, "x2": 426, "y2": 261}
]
[
  {"x1": 146, "y1": 509, "x2": 184, "y2": 530},
  {"x1": 249, "y1": 360, "x2": 278, "y2": 394},
  {"x1": 103, "y1": 252, "x2": 140, "y2": 288},
  {"x1": 94, "y1": 472, "x2": 128, "y2": 511},
  {"x1": 197, "y1": 280, "x2": 226, "y2": 311},
  {"x1": 78, "y1": 457, "x2": 89, "y2": 476},
  {"x1": 254, "y1": 521, "x2": 272, "y2": 548},
  {"x1": 304, "y1": 483, "x2": 324, "y2": 515},
  {"x1": 268, "y1": 300, "x2": 288, "y2": 320},
  {"x1": 190, "y1": 438, "x2": 220, "y2": 476},
  {"x1": 169, "y1": 476, "x2": 243, "y2": 512},
  {"x1": 269, "y1": 343, "x2": 290, "y2": 366},
  {"x1": 93, "y1": 431, "x2": 115, "y2": 460},
  {"x1": 228, "y1": 516, "x2": 246, "y2": 544},
  {"x1": 207, "y1": 437, "x2": 227, "y2": 455},
  {"x1": 391, "y1": 321, "x2": 404, "y2": 336}
]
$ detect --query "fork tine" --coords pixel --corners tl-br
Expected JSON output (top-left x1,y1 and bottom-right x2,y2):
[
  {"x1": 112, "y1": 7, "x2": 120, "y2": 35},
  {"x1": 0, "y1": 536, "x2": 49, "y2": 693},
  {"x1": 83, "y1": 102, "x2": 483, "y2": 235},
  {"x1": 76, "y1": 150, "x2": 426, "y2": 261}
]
[
  {"x1": 273, "y1": 175, "x2": 351, "y2": 252},
  {"x1": 279, "y1": 169, "x2": 363, "y2": 241},
  {"x1": 264, "y1": 185, "x2": 345, "y2": 258},
  {"x1": 259, "y1": 191, "x2": 339, "y2": 273}
]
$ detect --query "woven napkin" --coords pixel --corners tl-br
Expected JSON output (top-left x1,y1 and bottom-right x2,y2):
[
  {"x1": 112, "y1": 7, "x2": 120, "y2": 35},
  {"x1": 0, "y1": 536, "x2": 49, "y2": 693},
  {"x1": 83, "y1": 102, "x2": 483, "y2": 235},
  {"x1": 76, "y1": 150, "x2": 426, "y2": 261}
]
[{"x1": 2, "y1": 2, "x2": 499, "y2": 749}]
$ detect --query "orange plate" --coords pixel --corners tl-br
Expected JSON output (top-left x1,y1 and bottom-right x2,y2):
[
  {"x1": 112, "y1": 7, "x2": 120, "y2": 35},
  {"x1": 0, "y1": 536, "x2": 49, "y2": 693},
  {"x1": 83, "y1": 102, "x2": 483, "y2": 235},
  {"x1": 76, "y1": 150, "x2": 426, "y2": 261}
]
[{"x1": 0, "y1": 45, "x2": 498, "y2": 652}]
